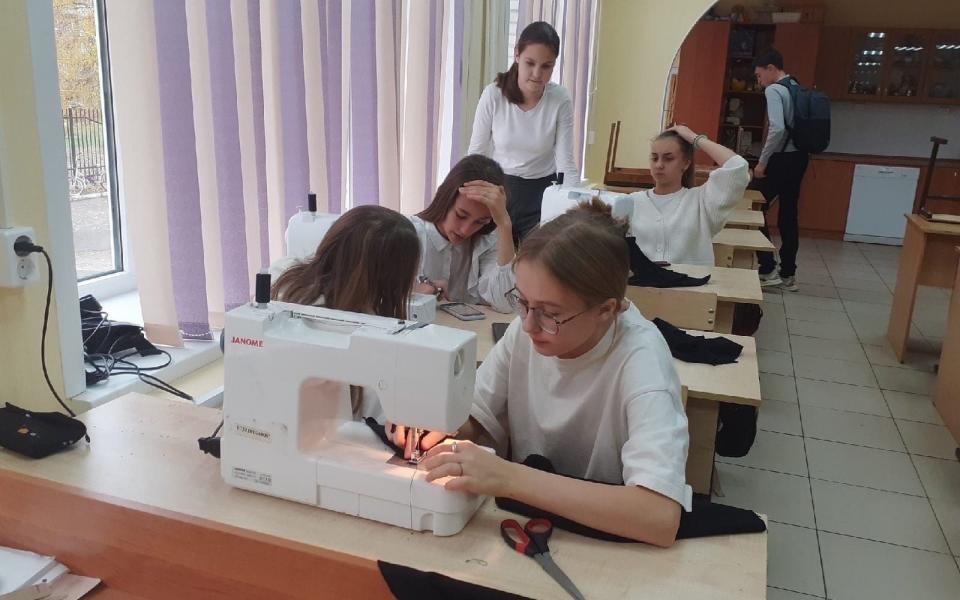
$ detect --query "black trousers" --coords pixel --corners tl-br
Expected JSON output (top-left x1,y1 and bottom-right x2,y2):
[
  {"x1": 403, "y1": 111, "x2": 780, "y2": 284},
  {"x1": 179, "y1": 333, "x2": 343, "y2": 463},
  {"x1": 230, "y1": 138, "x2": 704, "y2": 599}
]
[
  {"x1": 756, "y1": 151, "x2": 809, "y2": 278},
  {"x1": 503, "y1": 173, "x2": 555, "y2": 243}
]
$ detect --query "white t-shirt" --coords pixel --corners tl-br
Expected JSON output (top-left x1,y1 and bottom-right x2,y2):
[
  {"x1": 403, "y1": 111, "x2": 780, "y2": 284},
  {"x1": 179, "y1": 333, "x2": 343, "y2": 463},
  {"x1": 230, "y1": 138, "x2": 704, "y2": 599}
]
[
  {"x1": 471, "y1": 303, "x2": 693, "y2": 511},
  {"x1": 628, "y1": 155, "x2": 750, "y2": 266},
  {"x1": 409, "y1": 215, "x2": 515, "y2": 313},
  {"x1": 467, "y1": 82, "x2": 579, "y2": 184}
]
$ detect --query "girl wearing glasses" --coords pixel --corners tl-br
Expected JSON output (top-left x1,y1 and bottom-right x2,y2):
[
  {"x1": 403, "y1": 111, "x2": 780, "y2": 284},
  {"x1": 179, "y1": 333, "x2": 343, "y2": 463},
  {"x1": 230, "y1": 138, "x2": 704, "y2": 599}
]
[
  {"x1": 411, "y1": 154, "x2": 516, "y2": 313},
  {"x1": 402, "y1": 199, "x2": 691, "y2": 547}
]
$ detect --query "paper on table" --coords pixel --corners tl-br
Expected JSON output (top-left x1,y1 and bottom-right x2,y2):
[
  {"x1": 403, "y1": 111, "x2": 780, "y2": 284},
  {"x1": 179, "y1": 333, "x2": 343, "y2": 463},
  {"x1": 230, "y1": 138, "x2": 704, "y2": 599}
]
[{"x1": 0, "y1": 546, "x2": 61, "y2": 595}]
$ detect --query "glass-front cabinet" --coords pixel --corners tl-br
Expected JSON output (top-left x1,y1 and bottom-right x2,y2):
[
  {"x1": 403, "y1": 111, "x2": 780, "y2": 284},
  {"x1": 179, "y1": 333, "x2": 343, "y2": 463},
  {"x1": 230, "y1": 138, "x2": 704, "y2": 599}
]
[
  {"x1": 886, "y1": 31, "x2": 928, "y2": 98},
  {"x1": 847, "y1": 30, "x2": 886, "y2": 97},
  {"x1": 925, "y1": 31, "x2": 960, "y2": 103}
]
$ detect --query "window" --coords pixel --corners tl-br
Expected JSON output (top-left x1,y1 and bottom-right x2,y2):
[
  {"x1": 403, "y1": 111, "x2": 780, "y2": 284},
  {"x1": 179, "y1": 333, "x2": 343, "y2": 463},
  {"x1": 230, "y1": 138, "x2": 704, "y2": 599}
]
[{"x1": 52, "y1": 0, "x2": 124, "y2": 286}]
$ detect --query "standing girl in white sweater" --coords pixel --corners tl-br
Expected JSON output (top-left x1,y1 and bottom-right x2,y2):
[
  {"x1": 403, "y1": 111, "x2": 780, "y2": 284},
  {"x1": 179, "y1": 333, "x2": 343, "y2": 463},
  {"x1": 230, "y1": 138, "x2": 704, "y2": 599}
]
[
  {"x1": 395, "y1": 200, "x2": 691, "y2": 547},
  {"x1": 629, "y1": 125, "x2": 750, "y2": 266},
  {"x1": 467, "y1": 21, "x2": 578, "y2": 242}
]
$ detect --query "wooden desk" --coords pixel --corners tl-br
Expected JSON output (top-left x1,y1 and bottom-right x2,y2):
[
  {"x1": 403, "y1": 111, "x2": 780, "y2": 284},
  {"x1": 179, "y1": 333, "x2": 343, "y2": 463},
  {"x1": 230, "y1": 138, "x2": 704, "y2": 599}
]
[
  {"x1": 666, "y1": 264, "x2": 763, "y2": 333},
  {"x1": 437, "y1": 308, "x2": 762, "y2": 495},
  {"x1": 887, "y1": 214, "x2": 960, "y2": 362},
  {"x1": 934, "y1": 247, "x2": 960, "y2": 451},
  {"x1": 0, "y1": 395, "x2": 767, "y2": 599},
  {"x1": 713, "y1": 228, "x2": 776, "y2": 269},
  {"x1": 740, "y1": 190, "x2": 766, "y2": 210},
  {"x1": 725, "y1": 209, "x2": 764, "y2": 230}
]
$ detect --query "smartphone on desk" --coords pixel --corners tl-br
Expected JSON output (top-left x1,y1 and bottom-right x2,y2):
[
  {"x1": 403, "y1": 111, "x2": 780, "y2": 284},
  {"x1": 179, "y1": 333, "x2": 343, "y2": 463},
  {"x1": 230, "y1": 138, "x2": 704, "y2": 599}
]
[{"x1": 438, "y1": 302, "x2": 485, "y2": 321}]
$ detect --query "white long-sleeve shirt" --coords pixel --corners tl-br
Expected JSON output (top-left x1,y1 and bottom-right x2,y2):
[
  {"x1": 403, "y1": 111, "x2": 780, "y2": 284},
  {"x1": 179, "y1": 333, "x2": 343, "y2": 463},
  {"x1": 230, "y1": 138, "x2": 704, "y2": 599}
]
[
  {"x1": 628, "y1": 155, "x2": 750, "y2": 266},
  {"x1": 759, "y1": 76, "x2": 799, "y2": 165},
  {"x1": 409, "y1": 215, "x2": 515, "y2": 313},
  {"x1": 467, "y1": 82, "x2": 579, "y2": 185},
  {"x1": 471, "y1": 303, "x2": 692, "y2": 510}
]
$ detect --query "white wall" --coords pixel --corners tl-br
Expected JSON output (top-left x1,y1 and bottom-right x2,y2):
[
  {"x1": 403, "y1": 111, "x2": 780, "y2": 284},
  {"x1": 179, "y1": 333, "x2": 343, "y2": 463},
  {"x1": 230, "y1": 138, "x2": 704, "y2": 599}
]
[{"x1": 827, "y1": 102, "x2": 960, "y2": 159}]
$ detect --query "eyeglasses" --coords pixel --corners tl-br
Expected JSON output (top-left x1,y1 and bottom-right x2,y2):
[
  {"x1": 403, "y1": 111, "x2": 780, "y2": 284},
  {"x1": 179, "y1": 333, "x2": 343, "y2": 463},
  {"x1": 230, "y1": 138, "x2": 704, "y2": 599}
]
[{"x1": 504, "y1": 288, "x2": 594, "y2": 335}]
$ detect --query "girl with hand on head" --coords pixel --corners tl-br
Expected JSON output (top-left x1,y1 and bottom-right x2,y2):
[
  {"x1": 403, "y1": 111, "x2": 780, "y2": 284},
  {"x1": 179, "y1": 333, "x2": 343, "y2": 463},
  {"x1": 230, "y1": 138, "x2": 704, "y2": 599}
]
[
  {"x1": 400, "y1": 199, "x2": 691, "y2": 547},
  {"x1": 411, "y1": 154, "x2": 515, "y2": 314},
  {"x1": 629, "y1": 125, "x2": 750, "y2": 266},
  {"x1": 468, "y1": 21, "x2": 579, "y2": 243}
]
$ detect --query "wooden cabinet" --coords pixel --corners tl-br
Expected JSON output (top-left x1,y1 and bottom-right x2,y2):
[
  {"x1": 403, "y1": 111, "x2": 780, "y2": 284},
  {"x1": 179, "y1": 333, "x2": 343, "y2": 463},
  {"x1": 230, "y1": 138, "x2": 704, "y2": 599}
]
[
  {"x1": 923, "y1": 165, "x2": 960, "y2": 215},
  {"x1": 814, "y1": 27, "x2": 851, "y2": 98},
  {"x1": 925, "y1": 31, "x2": 960, "y2": 102},
  {"x1": 845, "y1": 28, "x2": 888, "y2": 98},
  {"x1": 775, "y1": 23, "x2": 821, "y2": 87},
  {"x1": 674, "y1": 20, "x2": 730, "y2": 164}
]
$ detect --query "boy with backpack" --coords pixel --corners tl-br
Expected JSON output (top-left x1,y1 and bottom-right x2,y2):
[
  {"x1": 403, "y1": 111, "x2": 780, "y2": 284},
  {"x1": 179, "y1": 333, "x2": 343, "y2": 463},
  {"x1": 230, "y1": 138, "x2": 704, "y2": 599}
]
[{"x1": 752, "y1": 48, "x2": 830, "y2": 292}]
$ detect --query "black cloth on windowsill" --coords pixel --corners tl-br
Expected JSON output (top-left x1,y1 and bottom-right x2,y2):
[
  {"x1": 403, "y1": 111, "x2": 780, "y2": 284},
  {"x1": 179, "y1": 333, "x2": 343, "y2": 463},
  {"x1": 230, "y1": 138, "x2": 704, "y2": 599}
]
[
  {"x1": 378, "y1": 562, "x2": 530, "y2": 600},
  {"x1": 495, "y1": 455, "x2": 766, "y2": 543},
  {"x1": 625, "y1": 236, "x2": 711, "y2": 288},
  {"x1": 653, "y1": 317, "x2": 744, "y2": 365}
]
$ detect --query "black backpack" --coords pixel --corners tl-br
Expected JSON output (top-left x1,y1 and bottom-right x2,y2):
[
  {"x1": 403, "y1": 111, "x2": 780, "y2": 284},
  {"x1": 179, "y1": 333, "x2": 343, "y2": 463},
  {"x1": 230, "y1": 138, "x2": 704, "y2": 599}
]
[{"x1": 775, "y1": 76, "x2": 831, "y2": 154}]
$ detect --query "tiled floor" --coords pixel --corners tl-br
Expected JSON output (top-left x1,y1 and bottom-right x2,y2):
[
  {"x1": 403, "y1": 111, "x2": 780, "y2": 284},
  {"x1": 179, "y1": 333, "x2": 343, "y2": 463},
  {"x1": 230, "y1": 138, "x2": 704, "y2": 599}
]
[{"x1": 717, "y1": 237, "x2": 960, "y2": 600}]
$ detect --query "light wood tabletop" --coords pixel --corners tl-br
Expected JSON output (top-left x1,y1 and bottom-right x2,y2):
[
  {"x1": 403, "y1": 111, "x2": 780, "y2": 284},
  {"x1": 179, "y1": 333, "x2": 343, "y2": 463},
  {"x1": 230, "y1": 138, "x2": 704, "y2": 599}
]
[
  {"x1": 0, "y1": 394, "x2": 767, "y2": 600},
  {"x1": 725, "y1": 209, "x2": 765, "y2": 229},
  {"x1": 713, "y1": 228, "x2": 776, "y2": 252},
  {"x1": 667, "y1": 263, "x2": 763, "y2": 305}
]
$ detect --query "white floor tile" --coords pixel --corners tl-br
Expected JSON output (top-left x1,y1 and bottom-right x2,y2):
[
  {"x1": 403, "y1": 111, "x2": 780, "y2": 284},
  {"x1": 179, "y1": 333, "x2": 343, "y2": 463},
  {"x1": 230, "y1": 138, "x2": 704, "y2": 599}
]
[
  {"x1": 787, "y1": 318, "x2": 860, "y2": 342},
  {"x1": 783, "y1": 303, "x2": 852, "y2": 326},
  {"x1": 843, "y1": 299, "x2": 892, "y2": 317},
  {"x1": 760, "y1": 373, "x2": 798, "y2": 403},
  {"x1": 873, "y1": 365, "x2": 937, "y2": 396},
  {"x1": 715, "y1": 463, "x2": 815, "y2": 528},
  {"x1": 883, "y1": 391, "x2": 943, "y2": 425},
  {"x1": 793, "y1": 354, "x2": 877, "y2": 388},
  {"x1": 820, "y1": 532, "x2": 960, "y2": 600},
  {"x1": 757, "y1": 327, "x2": 792, "y2": 353},
  {"x1": 795, "y1": 270, "x2": 835, "y2": 287},
  {"x1": 758, "y1": 399, "x2": 803, "y2": 436},
  {"x1": 762, "y1": 302, "x2": 787, "y2": 321},
  {"x1": 767, "y1": 522, "x2": 825, "y2": 597},
  {"x1": 912, "y1": 455, "x2": 960, "y2": 501},
  {"x1": 863, "y1": 342, "x2": 940, "y2": 373},
  {"x1": 929, "y1": 495, "x2": 960, "y2": 558},
  {"x1": 718, "y1": 430, "x2": 808, "y2": 476},
  {"x1": 838, "y1": 286, "x2": 893, "y2": 305},
  {"x1": 800, "y1": 405, "x2": 904, "y2": 451},
  {"x1": 763, "y1": 290, "x2": 785, "y2": 305},
  {"x1": 811, "y1": 479, "x2": 950, "y2": 552},
  {"x1": 782, "y1": 293, "x2": 846, "y2": 312},
  {"x1": 766, "y1": 588, "x2": 823, "y2": 600},
  {"x1": 898, "y1": 420, "x2": 960, "y2": 460},
  {"x1": 790, "y1": 335, "x2": 868, "y2": 363},
  {"x1": 759, "y1": 350, "x2": 795, "y2": 377},
  {"x1": 796, "y1": 378, "x2": 889, "y2": 417},
  {"x1": 790, "y1": 283, "x2": 840, "y2": 300},
  {"x1": 834, "y1": 278, "x2": 891, "y2": 293},
  {"x1": 805, "y1": 438, "x2": 924, "y2": 496}
]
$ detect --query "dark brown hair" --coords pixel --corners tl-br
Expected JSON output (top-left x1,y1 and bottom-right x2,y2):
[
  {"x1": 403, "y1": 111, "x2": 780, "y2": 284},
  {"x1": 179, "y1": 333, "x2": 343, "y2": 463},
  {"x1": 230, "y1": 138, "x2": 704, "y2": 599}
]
[
  {"x1": 271, "y1": 205, "x2": 419, "y2": 319},
  {"x1": 417, "y1": 154, "x2": 505, "y2": 241},
  {"x1": 653, "y1": 130, "x2": 696, "y2": 188},
  {"x1": 515, "y1": 198, "x2": 629, "y2": 307},
  {"x1": 495, "y1": 21, "x2": 560, "y2": 105}
]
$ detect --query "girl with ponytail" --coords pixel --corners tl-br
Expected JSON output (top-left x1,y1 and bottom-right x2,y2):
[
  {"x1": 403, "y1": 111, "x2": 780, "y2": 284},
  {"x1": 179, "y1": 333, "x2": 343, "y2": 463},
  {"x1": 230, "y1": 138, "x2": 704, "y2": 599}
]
[{"x1": 467, "y1": 21, "x2": 579, "y2": 243}]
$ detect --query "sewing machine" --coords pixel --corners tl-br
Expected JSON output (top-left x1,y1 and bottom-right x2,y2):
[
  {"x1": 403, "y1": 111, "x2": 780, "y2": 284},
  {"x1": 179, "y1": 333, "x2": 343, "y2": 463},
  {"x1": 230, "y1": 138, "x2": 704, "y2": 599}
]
[
  {"x1": 220, "y1": 297, "x2": 484, "y2": 536},
  {"x1": 282, "y1": 206, "x2": 437, "y2": 323},
  {"x1": 540, "y1": 186, "x2": 633, "y2": 225}
]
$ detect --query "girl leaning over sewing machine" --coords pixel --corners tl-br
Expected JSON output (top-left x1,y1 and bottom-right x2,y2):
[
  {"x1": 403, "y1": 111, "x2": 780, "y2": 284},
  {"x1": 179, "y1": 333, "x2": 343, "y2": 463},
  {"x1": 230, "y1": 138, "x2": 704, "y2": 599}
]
[
  {"x1": 271, "y1": 205, "x2": 421, "y2": 420},
  {"x1": 398, "y1": 199, "x2": 691, "y2": 547},
  {"x1": 410, "y1": 154, "x2": 516, "y2": 313}
]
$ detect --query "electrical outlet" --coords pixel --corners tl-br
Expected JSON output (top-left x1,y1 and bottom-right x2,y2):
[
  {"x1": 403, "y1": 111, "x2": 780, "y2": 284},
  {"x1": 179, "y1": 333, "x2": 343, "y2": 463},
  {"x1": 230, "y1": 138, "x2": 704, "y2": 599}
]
[{"x1": 0, "y1": 227, "x2": 41, "y2": 287}]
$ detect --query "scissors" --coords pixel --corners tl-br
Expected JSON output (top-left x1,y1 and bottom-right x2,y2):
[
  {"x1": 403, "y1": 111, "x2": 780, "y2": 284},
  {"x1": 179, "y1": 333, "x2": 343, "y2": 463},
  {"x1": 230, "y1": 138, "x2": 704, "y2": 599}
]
[{"x1": 500, "y1": 518, "x2": 586, "y2": 600}]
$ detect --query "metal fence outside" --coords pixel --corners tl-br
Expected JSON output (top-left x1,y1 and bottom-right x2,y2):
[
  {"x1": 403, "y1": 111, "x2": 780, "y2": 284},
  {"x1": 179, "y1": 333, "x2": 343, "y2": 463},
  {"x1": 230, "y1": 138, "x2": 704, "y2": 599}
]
[{"x1": 63, "y1": 106, "x2": 109, "y2": 197}]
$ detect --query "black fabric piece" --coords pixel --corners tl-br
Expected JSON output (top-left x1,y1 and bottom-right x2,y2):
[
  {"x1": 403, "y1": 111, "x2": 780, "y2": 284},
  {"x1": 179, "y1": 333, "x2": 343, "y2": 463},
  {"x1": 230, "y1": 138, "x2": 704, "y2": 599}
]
[
  {"x1": 492, "y1": 322, "x2": 509, "y2": 344},
  {"x1": 717, "y1": 403, "x2": 759, "y2": 458},
  {"x1": 364, "y1": 417, "x2": 404, "y2": 456},
  {"x1": 503, "y1": 173, "x2": 555, "y2": 243},
  {"x1": 0, "y1": 403, "x2": 88, "y2": 459},
  {"x1": 732, "y1": 303, "x2": 764, "y2": 337},
  {"x1": 495, "y1": 455, "x2": 766, "y2": 543},
  {"x1": 378, "y1": 561, "x2": 530, "y2": 600},
  {"x1": 653, "y1": 318, "x2": 743, "y2": 365},
  {"x1": 625, "y1": 237, "x2": 711, "y2": 288}
]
